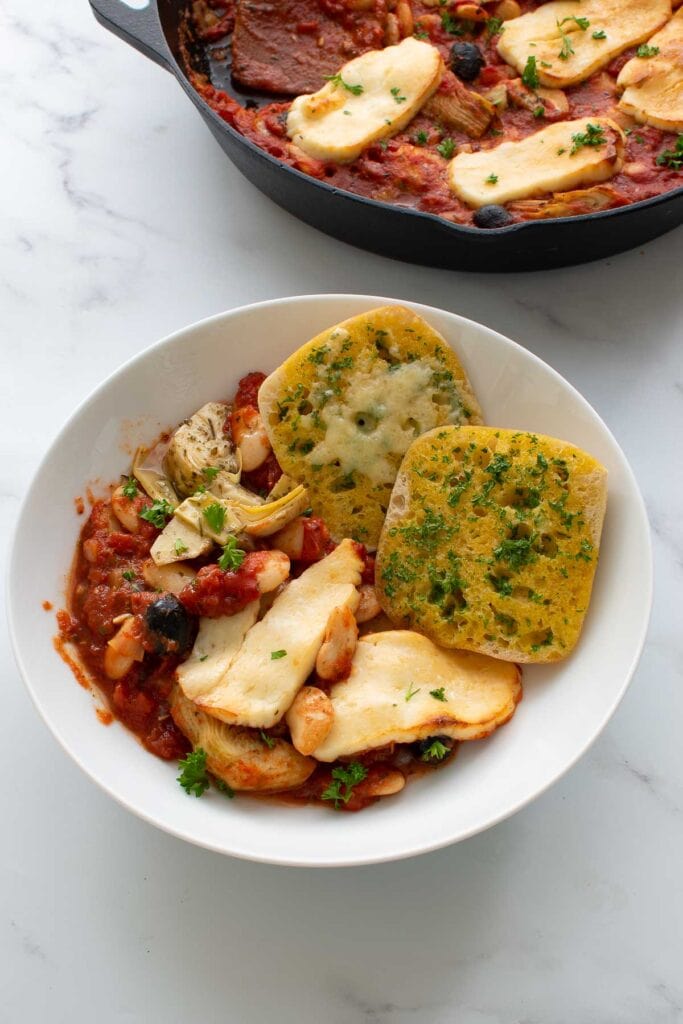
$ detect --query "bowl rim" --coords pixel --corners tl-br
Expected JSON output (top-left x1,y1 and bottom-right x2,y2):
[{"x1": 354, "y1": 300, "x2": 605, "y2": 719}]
[{"x1": 7, "y1": 294, "x2": 654, "y2": 866}]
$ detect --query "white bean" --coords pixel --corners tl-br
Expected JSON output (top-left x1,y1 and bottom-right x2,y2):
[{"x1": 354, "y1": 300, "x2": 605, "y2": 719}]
[
  {"x1": 315, "y1": 605, "x2": 358, "y2": 681},
  {"x1": 285, "y1": 686, "x2": 334, "y2": 756},
  {"x1": 104, "y1": 616, "x2": 145, "y2": 680},
  {"x1": 111, "y1": 485, "x2": 141, "y2": 534},
  {"x1": 232, "y1": 406, "x2": 271, "y2": 472}
]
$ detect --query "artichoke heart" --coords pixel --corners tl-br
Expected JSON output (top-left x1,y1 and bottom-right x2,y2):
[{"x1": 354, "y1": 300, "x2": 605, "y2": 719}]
[
  {"x1": 164, "y1": 402, "x2": 242, "y2": 498},
  {"x1": 175, "y1": 493, "x2": 243, "y2": 545},
  {"x1": 133, "y1": 446, "x2": 180, "y2": 508},
  {"x1": 235, "y1": 484, "x2": 310, "y2": 537}
]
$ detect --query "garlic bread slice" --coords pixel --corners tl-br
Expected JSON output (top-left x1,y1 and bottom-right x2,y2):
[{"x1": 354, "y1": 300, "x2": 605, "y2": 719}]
[
  {"x1": 376, "y1": 427, "x2": 607, "y2": 664},
  {"x1": 448, "y1": 117, "x2": 625, "y2": 207},
  {"x1": 196, "y1": 540, "x2": 363, "y2": 728},
  {"x1": 497, "y1": 0, "x2": 670, "y2": 89},
  {"x1": 312, "y1": 631, "x2": 522, "y2": 762},
  {"x1": 286, "y1": 38, "x2": 444, "y2": 163},
  {"x1": 618, "y1": 8, "x2": 683, "y2": 131},
  {"x1": 258, "y1": 306, "x2": 482, "y2": 548}
]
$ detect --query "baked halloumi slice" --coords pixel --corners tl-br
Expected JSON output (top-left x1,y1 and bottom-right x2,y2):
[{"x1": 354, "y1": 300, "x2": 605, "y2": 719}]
[
  {"x1": 286, "y1": 38, "x2": 444, "y2": 163},
  {"x1": 449, "y1": 117, "x2": 625, "y2": 208},
  {"x1": 618, "y1": 8, "x2": 683, "y2": 131},
  {"x1": 497, "y1": 0, "x2": 671, "y2": 89},
  {"x1": 311, "y1": 631, "x2": 522, "y2": 762},
  {"x1": 196, "y1": 540, "x2": 363, "y2": 729},
  {"x1": 176, "y1": 602, "x2": 259, "y2": 703}
]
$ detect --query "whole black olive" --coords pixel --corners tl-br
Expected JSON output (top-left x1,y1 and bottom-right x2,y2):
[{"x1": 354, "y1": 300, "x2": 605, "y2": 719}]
[
  {"x1": 145, "y1": 594, "x2": 195, "y2": 656},
  {"x1": 473, "y1": 204, "x2": 514, "y2": 229},
  {"x1": 414, "y1": 736, "x2": 456, "y2": 764},
  {"x1": 450, "y1": 41, "x2": 484, "y2": 82}
]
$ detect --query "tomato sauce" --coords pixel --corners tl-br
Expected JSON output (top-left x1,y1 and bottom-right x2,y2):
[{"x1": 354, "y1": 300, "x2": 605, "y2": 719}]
[{"x1": 184, "y1": 0, "x2": 681, "y2": 226}]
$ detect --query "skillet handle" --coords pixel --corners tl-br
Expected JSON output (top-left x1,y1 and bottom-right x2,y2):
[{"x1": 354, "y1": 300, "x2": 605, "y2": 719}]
[{"x1": 89, "y1": 0, "x2": 170, "y2": 70}]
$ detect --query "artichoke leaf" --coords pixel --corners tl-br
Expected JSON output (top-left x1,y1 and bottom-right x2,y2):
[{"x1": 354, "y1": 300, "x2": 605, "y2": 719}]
[
  {"x1": 151, "y1": 516, "x2": 213, "y2": 566},
  {"x1": 133, "y1": 446, "x2": 180, "y2": 508},
  {"x1": 174, "y1": 493, "x2": 243, "y2": 545},
  {"x1": 237, "y1": 484, "x2": 310, "y2": 537},
  {"x1": 164, "y1": 401, "x2": 242, "y2": 498}
]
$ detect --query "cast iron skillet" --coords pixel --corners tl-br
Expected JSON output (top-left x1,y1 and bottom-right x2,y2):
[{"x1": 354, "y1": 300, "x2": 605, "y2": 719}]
[{"x1": 90, "y1": 0, "x2": 683, "y2": 271}]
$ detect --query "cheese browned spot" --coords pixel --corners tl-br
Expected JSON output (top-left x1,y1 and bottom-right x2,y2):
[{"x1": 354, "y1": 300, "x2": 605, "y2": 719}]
[
  {"x1": 311, "y1": 631, "x2": 522, "y2": 762},
  {"x1": 286, "y1": 38, "x2": 444, "y2": 163},
  {"x1": 448, "y1": 117, "x2": 625, "y2": 208},
  {"x1": 618, "y1": 8, "x2": 683, "y2": 131},
  {"x1": 196, "y1": 540, "x2": 363, "y2": 729},
  {"x1": 497, "y1": 0, "x2": 671, "y2": 89}
]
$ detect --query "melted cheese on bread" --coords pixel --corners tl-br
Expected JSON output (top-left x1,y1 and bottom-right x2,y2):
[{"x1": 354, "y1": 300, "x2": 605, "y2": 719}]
[
  {"x1": 311, "y1": 631, "x2": 522, "y2": 762},
  {"x1": 497, "y1": 0, "x2": 671, "y2": 89},
  {"x1": 448, "y1": 117, "x2": 625, "y2": 207},
  {"x1": 258, "y1": 306, "x2": 482, "y2": 549},
  {"x1": 286, "y1": 38, "x2": 444, "y2": 163},
  {"x1": 196, "y1": 540, "x2": 363, "y2": 728},
  {"x1": 618, "y1": 8, "x2": 683, "y2": 131},
  {"x1": 176, "y1": 602, "x2": 259, "y2": 702}
]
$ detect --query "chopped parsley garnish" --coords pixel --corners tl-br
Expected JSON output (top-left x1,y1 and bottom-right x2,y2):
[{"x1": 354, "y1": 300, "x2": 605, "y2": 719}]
[
  {"x1": 430, "y1": 687, "x2": 447, "y2": 702},
  {"x1": 271, "y1": 649, "x2": 287, "y2": 660},
  {"x1": 485, "y1": 453, "x2": 511, "y2": 483},
  {"x1": 405, "y1": 681, "x2": 421, "y2": 702},
  {"x1": 486, "y1": 16, "x2": 504, "y2": 38},
  {"x1": 201, "y1": 466, "x2": 220, "y2": 482},
  {"x1": 122, "y1": 570, "x2": 136, "y2": 582},
  {"x1": 217, "y1": 536, "x2": 245, "y2": 571},
  {"x1": 485, "y1": 173, "x2": 499, "y2": 184},
  {"x1": 440, "y1": 10, "x2": 465, "y2": 34},
  {"x1": 122, "y1": 477, "x2": 138, "y2": 499},
  {"x1": 203, "y1": 502, "x2": 226, "y2": 534},
  {"x1": 494, "y1": 535, "x2": 536, "y2": 570},
  {"x1": 260, "y1": 730, "x2": 276, "y2": 749},
  {"x1": 570, "y1": 122, "x2": 606, "y2": 154},
  {"x1": 324, "y1": 72, "x2": 363, "y2": 95},
  {"x1": 421, "y1": 739, "x2": 449, "y2": 762},
  {"x1": 139, "y1": 498, "x2": 173, "y2": 529},
  {"x1": 437, "y1": 137, "x2": 456, "y2": 159},
  {"x1": 534, "y1": 105, "x2": 545, "y2": 118},
  {"x1": 215, "y1": 779, "x2": 235, "y2": 799},
  {"x1": 414, "y1": 28, "x2": 429, "y2": 39},
  {"x1": 559, "y1": 15, "x2": 590, "y2": 30},
  {"x1": 556, "y1": 16, "x2": 588, "y2": 60},
  {"x1": 391, "y1": 86, "x2": 407, "y2": 104},
  {"x1": 177, "y1": 748, "x2": 210, "y2": 797},
  {"x1": 321, "y1": 762, "x2": 367, "y2": 809},
  {"x1": 592, "y1": 29, "x2": 606, "y2": 39},
  {"x1": 174, "y1": 538, "x2": 188, "y2": 556},
  {"x1": 656, "y1": 134, "x2": 683, "y2": 170},
  {"x1": 522, "y1": 54, "x2": 540, "y2": 89},
  {"x1": 414, "y1": 130, "x2": 428, "y2": 146},
  {"x1": 636, "y1": 44, "x2": 659, "y2": 58}
]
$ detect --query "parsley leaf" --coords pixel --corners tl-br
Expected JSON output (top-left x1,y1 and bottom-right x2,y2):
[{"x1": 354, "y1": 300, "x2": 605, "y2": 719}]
[
  {"x1": 122, "y1": 477, "x2": 138, "y2": 499},
  {"x1": 260, "y1": 730, "x2": 276, "y2": 749},
  {"x1": 174, "y1": 538, "x2": 188, "y2": 556},
  {"x1": 321, "y1": 762, "x2": 367, "y2": 809},
  {"x1": 421, "y1": 739, "x2": 450, "y2": 762},
  {"x1": 522, "y1": 55, "x2": 540, "y2": 89},
  {"x1": 485, "y1": 173, "x2": 499, "y2": 184},
  {"x1": 437, "y1": 137, "x2": 456, "y2": 159},
  {"x1": 430, "y1": 687, "x2": 447, "y2": 702},
  {"x1": 271, "y1": 649, "x2": 287, "y2": 660},
  {"x1": 177, "y1": 748, "x2": 210, "y2": 797},
  {"x1": 414, "y1": 130, "x2": 428, "y2": 146},
  {"x1": 391, "y1": 86, "x2": 407, "y2": 104},
  {"x1": 486, "y1": 16, "x2": 504, "y2": 37},
  {"x1": 324, "y1": 72, "x2": 363, "y2": 95},
  {"x1": 215, "y1": 778, "x2": 235, "y2": 798},
  {"x1": 656, "y1": 134, "x2": 683, "y2": 170},
  {"x1": 122, "y1": 570, "x2": 136, "y2": 582},
  {"x1": 570, "y1": 122, "x2": 606, "y2": 154},
  {"x1": 636, "y1": 44, "x2": 659, "y2": 58},
  {"x1": 592, "y1": 29, "x2": 606, "y2": 39},
  {"x1": 405, "y1": 681, "x2": 421, "y2": 702},
  {"x1": 203, "y1": 502, "x2": 226, "y2": 534},
  {"x1": 201, "y1": 466, "x2": 220, "y2": 482},
  {"x1": 217, "y1": 536, "x2": 245, "y2": 571},
  {"x1": 139, "y1": 498, "x2": 173, "y2": 529}
]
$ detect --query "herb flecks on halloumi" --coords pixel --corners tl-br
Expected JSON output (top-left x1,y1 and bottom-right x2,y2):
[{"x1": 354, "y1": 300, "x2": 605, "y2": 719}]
[
  {"x1": 448, "y1": 117, "x2": 625, "y2": 208},
  {"x1": 195, "y1": 540, "x2": 363, "y2": 729},
  {"x1": 311, "y1": 631, "x2": 522, "y2": 762},
  {"x1": 497, "y1": 0, "x2": 671, "y2": 89},
  {"x1": 257, "y1": 306, "x2": 483, "y2": 548},
  {"x1": 286, "y1": 38, "x2": 444, "y2": 163},
  {"x1": 618, "y1": 8, "x2": 683, "y2": 131}
]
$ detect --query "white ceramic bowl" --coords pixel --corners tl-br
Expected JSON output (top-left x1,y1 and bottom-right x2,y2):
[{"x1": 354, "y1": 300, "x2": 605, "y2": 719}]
[{"x1": 8, "y1": 295, "x2": 652, "y2": 867}]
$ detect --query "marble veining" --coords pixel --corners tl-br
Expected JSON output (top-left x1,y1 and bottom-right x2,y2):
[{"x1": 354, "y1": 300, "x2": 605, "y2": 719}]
[{"x1": 1, "y1": 1, "x2": 682, "y2": 1021}]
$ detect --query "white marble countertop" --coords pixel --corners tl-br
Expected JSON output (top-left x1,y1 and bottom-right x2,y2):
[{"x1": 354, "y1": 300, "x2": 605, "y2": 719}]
[{"x1": 2, "y1": 1, "x2": 682, "y2": 1020}]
